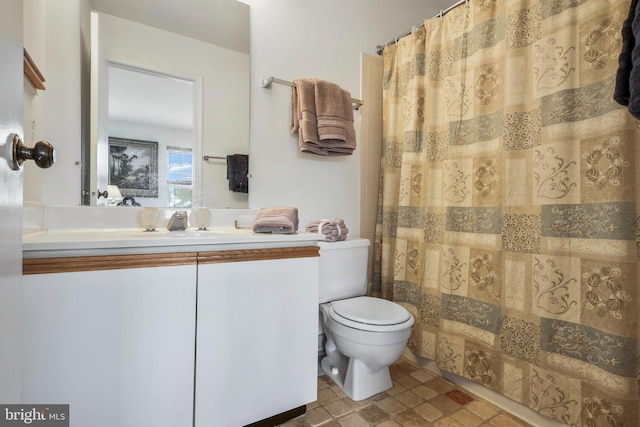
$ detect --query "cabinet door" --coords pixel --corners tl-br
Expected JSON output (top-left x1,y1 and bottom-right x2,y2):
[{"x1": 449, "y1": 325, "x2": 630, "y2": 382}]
[
  {"x1": 22, "y1": 265, "x2": 197, "y2": 427},
  {"x1": 195, "y1": 256, "x2": 319, "y2": 427}
]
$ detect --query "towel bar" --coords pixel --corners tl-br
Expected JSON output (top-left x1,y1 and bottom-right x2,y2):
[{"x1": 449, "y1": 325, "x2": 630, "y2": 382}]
[
  {"x1": 261, "y1": 76, "x2": 364, "y2": 110},
  {"x1": 202, "y1": 155, "x2": 225, "y2": 161}
]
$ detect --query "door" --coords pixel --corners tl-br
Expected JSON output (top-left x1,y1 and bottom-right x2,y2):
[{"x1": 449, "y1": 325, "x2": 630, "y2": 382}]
[{"x1": 0, "y1": 0, "x2": 24, "y2": 403}]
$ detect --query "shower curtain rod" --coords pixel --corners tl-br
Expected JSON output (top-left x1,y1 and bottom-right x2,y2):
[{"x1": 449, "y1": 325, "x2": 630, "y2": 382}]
[
  {"x1": 261, "y1": 76, "x2": 364, "y2": 110},
  {"x1": 375, "y1": 0, "x2": 468, "y2": 55}
]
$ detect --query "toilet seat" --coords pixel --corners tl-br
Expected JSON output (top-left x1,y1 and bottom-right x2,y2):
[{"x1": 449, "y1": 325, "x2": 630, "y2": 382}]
[{"x1": 328, "y1": 296, "x2": 413, "y2": 332}]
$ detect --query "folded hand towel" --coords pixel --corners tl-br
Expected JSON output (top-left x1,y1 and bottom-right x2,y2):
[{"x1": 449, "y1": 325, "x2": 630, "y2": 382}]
[
  {"x1": 252, "y1": 206, "x2": 299, "y2": 234},
  {"x1": 306, "y1": 219, "x2": 349, "y2": 242}
]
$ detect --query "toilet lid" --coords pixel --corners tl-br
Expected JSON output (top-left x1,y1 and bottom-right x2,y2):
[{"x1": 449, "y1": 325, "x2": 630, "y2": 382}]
[{"x1": 331, "y1": 296, "x2": 411, "y2": 325}]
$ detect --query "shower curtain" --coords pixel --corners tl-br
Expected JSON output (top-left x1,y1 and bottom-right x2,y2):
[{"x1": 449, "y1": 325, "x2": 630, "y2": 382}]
[{"x1": 374, "y1": 0, "x2": 640, "y2": 425}]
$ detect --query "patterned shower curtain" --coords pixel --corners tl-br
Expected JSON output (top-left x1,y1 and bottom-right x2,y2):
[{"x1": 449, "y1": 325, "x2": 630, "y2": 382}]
[{"x1": 374, "y1": 0, "x2": 640, "y2": 425}]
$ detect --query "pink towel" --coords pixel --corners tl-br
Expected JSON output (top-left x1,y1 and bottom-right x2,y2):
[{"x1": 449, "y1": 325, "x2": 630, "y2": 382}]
[
  {"x1": 252, "y1": 206, "x2": 299, "y2": 234},
  {"x1": 306, "y1": 219, "x2": 349, "y2": 241}
]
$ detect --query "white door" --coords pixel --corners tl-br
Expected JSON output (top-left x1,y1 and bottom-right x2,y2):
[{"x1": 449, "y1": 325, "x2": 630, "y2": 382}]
[{"x1": 0, "y1": 0, "x2": 24, "y2": 403}]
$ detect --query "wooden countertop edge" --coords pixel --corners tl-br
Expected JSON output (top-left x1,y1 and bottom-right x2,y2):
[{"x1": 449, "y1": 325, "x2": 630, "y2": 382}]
[{"x1": 23, "y1": 246, "x2": 319, "y2": 274}]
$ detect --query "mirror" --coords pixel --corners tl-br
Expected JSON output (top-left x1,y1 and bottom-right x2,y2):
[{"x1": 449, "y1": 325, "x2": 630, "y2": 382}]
[{"x1": 85, "y1": 0, "x2": 250, "y2": 209}]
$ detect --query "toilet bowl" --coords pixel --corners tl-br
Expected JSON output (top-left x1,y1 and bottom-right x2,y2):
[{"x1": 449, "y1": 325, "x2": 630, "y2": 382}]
[{"x1": 317, "y1": 239, "x2": 415, "y2": 401}]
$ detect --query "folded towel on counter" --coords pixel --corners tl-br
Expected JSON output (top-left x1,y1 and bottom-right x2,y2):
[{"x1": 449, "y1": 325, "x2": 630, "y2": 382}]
[
  {"x1": 291, "y1": 78, "x2": 357, "y2": 156},
  {"x1": 306, "y1": 219, "x2": 349, "y2": 242},
  {"x1": 252, "y1": 206, "x2": 299, "y2": 234},
  {"x1": 226, "y1": 154, "x2": 249, "y2": 193}
]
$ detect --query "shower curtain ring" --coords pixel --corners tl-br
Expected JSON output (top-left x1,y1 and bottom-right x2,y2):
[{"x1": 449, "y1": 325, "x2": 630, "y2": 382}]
[{"x1": 439, "y1": 10, "x2": 444, "y2": 19}]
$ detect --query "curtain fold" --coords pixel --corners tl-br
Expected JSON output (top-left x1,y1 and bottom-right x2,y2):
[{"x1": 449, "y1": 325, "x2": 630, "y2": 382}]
[{"x1": 374, "y1": 0, "x2": 640, "y2": 425}]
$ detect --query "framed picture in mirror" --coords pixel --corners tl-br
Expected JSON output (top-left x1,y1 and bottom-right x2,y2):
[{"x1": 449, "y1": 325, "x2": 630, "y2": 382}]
[{"x1": 108, "y1": 137, "x2": 158, "y2": 198}]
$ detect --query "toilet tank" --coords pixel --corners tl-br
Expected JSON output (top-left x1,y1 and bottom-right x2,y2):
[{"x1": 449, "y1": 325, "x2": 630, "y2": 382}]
[{"x1": 318, "y1": 238, "x2": 370, "y2": 304}]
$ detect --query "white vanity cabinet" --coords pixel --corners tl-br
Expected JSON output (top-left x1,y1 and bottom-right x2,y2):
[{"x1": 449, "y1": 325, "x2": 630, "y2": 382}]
[
  {"x1": 22, "y1": 240, "x2": 320, "y2": 427},
  {"x1": 195, "y1": 247, "x2": 319, "y2": 427},
  {"x1": 22, "y1": 253, "x2": 198, "y2": 427}
]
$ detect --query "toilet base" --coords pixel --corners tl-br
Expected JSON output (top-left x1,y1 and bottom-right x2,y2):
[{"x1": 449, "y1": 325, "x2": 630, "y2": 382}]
[{"x1": 320, "y1": 356, "x2": 392, "y2": 401}]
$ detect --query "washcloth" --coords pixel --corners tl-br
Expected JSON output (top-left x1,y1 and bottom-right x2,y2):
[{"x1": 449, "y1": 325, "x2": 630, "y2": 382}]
[
  {"x1": 614, "y1": 0, "x2": 640, "y2": 119},
  {"x1": 226, "y1": 154, "x2": 249, "y2": 193},
  {"x1": 252, "y1": 206, "x2": 299, "y2": 234},
  {"x1": 306, "y1": 219, "x2": 349, "y2": 242},
  {"x1": 291, "y1": 78, "x2": 357, "y2": 156}
]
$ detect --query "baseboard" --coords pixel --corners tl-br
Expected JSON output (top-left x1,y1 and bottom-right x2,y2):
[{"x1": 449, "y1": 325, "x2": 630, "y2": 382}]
[{"x1": 244, "y1": 405, "x2": 306, "y2": 427}]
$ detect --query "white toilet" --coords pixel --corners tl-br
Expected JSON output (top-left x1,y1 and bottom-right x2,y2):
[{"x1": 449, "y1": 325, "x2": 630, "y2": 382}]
[{"x1": 318, "y1": 238, "x2": 414, "y2": 401}]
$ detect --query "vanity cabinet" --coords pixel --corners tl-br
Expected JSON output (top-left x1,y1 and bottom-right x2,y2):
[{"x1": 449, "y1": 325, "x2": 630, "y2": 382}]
[
  {"x1": 195, "y1": 247, "x2": 319, "y2": 427},
  {"x1": 22, "y1": 244, "x2": 320, "y2": 427},
  {"x1": 22, "y1": 253, "x2": 198, "y2": 427}
]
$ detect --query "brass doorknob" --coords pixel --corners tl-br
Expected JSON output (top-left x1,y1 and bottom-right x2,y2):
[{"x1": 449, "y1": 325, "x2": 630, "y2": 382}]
[{"x1": 11, "y1": 134, "x2": 56, "y2": 170}]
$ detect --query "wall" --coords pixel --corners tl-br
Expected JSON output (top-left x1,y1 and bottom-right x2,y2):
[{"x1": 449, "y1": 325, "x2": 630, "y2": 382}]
[{"x1": 243, "y1": 0, "x2": 443, "y2": 234}]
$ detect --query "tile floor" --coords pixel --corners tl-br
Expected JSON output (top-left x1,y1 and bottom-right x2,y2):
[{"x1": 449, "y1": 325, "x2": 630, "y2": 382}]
[{"x1": 280, "y1": 358, "x2": 533, "y2": 427}]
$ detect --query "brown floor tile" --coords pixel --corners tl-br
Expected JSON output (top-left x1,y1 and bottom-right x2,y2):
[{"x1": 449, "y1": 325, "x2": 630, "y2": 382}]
[
  {"x1": 317, "y1": 387, "x2": 341, "y2": 405},
  {"x1": 386, "y1": 381, "x2": 408, "y2": 396},
  {"x1": 394, "y1": 375, "x2": 421, "y2": 389},
  {"x1": 376, "y1": 396, "x2": 408, "y2": 416},
  {"x1": 394, "y1": 409, "x2": 429, "y2": 427},
  {"x1": 489, "y1": 412, "x2": 531, "y2": 427},
  {"x1": 336, "y1": 412, "x2": 369, "y2": 427},
  {"x1": 358, "y1": 404, "x2": 389, "y2": 424},
  {"x1": 433, "y1": 416, "x2": 466, "y2": 427},
  {"x1": 451, "y1": 408, "x2": 483, "y2": 426},
  {"x1": 376, "y1": 421, "x2": 403, "y2": 427},
  {"x1": 409, "y1": 369, "x2": 435, "y2": 383},
  {"x1": 394, "y1": 390, "x2": 424, "y2": 408},
  {"x1": 304, "y1": 407, "x2": 332, "y2": 426},
  {"x1": 466, "y1": 400, "x2": 499, "y2": 420},
  {"x1": 324, "y1": 399, "x2": 353, "y2": 418},
  {"x1": 429, "y1": 394, "x2": 466, "y2": 414},
  {"x1": 412, "y1": 384, "x2": 439, "y2": 400},
  {"x1": 413, "y1": 401, "x2": 444, "y2": 423},
  {"x1": 425, "y1": 377, "x2": 455, "y2": 393}
]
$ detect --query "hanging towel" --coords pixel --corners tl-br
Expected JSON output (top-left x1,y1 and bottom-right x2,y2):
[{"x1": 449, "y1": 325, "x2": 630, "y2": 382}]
[
  {"x1": 226, "y1": 154, "x2": 249, "y2": 193},
  {"x1": 291, "y1": 78, "x2": 357, "y2": 156},
  {"x1": 306, "y1": 219, "x2": 349, "y2": 242},
  {"x1": 252, "y1": 206, "x2": 299, "y2": 234},
  {"x1": 315, "y1": 80, "x2": 348, "y2": 141},
  {"x1": 614, "y1": 0, "x2": 640, "y2": 119}
]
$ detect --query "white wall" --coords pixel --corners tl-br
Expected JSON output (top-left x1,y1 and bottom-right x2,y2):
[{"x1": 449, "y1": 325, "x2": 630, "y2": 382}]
[{"x1": 243, "y1": 0, "x2": 445, "y2": 233}]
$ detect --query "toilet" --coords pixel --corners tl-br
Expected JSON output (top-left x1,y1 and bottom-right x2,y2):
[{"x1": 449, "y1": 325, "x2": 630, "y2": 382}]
[{"x1": 318, "y1": 238, "x2": 414, "y2": 401}]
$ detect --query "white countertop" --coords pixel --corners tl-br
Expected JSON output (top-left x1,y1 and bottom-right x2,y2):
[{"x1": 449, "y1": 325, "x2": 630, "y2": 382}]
[{"x1": 23, "y1": 228, "x2": 323, "y2": 258}]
